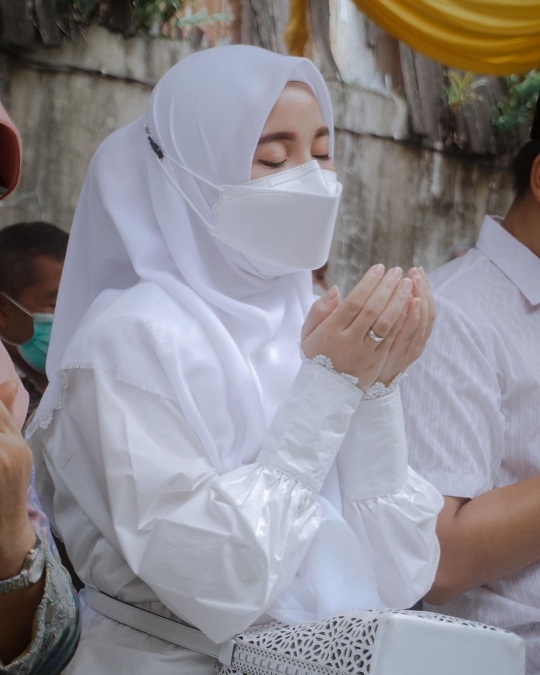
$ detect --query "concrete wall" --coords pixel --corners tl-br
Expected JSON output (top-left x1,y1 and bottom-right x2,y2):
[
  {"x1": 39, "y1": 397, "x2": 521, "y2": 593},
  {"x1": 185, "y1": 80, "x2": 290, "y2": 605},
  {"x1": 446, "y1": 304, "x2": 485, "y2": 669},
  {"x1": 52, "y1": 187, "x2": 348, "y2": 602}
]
[
  {"x1": 0, "y1": 27, "x2": 193, "y2": 230},
  {"x1": 0, "y1": 25, "x2": 514, "y2": 293}
]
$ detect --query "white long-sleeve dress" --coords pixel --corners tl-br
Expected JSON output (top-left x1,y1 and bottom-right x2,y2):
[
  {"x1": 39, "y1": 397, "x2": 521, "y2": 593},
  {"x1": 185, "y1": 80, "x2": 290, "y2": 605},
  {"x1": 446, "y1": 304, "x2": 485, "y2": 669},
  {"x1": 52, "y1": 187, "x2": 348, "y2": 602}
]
[{"x1": 30, "y1": 360, "x2": 442, "y2": 674}]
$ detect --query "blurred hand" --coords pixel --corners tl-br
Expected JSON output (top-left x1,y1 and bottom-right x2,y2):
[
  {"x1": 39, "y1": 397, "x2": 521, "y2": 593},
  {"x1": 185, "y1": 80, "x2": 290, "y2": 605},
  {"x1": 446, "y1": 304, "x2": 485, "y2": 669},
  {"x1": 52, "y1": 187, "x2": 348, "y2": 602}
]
[
  {"x1": 378, "y1": 266, "x2": 437, "y2": 386},
  {"x1": 0, "y1": 380, "x2": 35, "y2": 578},
  {"x1": 302, "y1": 265, "x2": 413, "y2": 391}
]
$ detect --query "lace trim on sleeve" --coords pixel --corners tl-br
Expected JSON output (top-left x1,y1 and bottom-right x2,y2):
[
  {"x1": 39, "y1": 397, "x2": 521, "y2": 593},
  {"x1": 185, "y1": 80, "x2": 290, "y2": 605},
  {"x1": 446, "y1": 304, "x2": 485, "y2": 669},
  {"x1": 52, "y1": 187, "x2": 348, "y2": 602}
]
[
  {"x1": 299, "y1": 347, "x2": 407, "y2": 397},
  {"x1": 299, "y1": 346, "x2": 360, "y2": 388},
  {"x1": 364, "y1": 373, "x2": 406, "y2": 400}
]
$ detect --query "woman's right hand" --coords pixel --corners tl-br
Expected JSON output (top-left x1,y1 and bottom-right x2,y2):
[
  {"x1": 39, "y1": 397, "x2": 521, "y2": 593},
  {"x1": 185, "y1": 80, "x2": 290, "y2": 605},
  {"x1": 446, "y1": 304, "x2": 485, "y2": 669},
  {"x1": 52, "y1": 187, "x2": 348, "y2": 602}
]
[{"x1": 302, "y1": 265, "x2": 412, "y2": 391}]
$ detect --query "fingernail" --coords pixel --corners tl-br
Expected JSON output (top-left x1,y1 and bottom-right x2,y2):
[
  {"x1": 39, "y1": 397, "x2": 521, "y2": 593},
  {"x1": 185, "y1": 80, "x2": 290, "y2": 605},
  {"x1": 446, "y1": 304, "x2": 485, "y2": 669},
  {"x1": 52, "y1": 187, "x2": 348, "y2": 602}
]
[
  {"x1": 419, "y1": 266, "x2": 427, "y2": 277},
  {"x1": 390, "y1": 266, "x2": 402, "y2": 279},
  {"x1": 325, "y1": 285, "x2": 339, "y2": 301},
  {"x1": 401, "y1": 278, "x2": 412, "y2": 292},
  {"x1": 372, "y1": 264, "x2": 385, "y2": 278}
]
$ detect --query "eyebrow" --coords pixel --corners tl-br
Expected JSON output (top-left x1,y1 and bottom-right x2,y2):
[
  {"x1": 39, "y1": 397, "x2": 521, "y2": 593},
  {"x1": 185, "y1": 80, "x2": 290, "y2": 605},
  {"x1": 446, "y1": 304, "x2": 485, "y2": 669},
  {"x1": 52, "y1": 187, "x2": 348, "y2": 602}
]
[{"x1": 257, "y1": 126, "x2": 329, "y2": 145}]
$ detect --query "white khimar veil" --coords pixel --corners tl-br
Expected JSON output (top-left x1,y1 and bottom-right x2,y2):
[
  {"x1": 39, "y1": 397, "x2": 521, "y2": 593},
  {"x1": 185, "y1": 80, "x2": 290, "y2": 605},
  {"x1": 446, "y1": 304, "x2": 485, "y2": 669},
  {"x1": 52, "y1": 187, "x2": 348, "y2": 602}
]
[{"x1": 30, "y1": 44, "x2": 381, "y2": 623}]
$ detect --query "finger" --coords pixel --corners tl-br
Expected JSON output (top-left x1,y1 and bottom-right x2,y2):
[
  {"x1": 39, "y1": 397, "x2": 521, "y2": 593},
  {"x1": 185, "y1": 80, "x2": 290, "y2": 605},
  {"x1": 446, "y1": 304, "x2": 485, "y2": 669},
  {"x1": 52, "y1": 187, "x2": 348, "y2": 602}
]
[
  {"x1": 301, "y1": 285, "x2": 341, "y2": 341},
  {"x1": 396, "y1": 297, "x2": 422, "y2": 350},
  {"x1": 405, "y1": 296, "x2": 430, "y2": 357},
  {"x1": 0, "y1": 380, "x2": 19, "y2": 418},
  {"x1": 419, "y1": 267, "x2": 437, "y2": 340},
  {"x1": 368, "y1": 277, "x2": 413, "y2": 344},
  {"x1": 408, "y1": 267, "x2": 422, "y2": 298},
  {"x1": 413, "y1": 271, "x2": 432, "y2": 343},
  {"x1": 384, "y1": 302, "x2": 409, "y2": 344},
  {"x1": 348, "y1": 267, "x2": 404, "y2": 337},
  {"x1": 419, "y1": 293, "x2": 430, "y2": 342},
  {"x1": 330, "y1": 264, "x2": 385, "y2": 328}
]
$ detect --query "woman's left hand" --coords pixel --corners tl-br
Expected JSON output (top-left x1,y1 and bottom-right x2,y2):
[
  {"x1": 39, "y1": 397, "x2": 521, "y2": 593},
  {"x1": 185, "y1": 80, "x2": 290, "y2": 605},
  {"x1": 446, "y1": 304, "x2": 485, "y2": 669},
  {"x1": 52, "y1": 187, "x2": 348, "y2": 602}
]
[{"x1": 377, "y1": 267, "x2": 436, "y2": 386}]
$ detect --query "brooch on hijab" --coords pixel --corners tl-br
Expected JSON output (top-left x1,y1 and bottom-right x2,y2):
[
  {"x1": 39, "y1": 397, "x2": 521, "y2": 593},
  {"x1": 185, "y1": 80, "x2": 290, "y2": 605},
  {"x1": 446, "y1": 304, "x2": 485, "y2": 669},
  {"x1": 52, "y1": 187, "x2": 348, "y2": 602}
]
[{"x1": 145, "y1": 127, "x2": 164, "y2": 159}]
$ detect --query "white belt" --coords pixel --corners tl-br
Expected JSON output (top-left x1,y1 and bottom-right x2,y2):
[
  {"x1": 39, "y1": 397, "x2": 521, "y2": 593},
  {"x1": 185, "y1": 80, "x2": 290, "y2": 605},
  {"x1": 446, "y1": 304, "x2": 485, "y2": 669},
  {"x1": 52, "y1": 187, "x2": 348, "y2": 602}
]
[
  {"x1": 84, "y1": 587, "x2": 526, "y2": 675},
  {"x1": 84, "y1": 587, "x2": 236, "y2": 667}
]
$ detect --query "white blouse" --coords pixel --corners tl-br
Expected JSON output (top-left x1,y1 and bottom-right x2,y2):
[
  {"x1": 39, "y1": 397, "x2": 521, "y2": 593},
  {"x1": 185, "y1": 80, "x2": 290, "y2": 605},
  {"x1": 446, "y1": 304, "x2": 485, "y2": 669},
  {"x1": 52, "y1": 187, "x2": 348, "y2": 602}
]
[{"x1": 32, "y1": 362, "x2": 442, "y2": 674}]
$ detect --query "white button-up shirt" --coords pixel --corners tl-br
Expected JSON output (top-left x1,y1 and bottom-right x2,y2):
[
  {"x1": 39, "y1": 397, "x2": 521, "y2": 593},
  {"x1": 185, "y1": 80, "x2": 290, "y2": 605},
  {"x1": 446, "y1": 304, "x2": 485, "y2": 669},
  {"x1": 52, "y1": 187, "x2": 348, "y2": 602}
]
[{"x1": 402, "y1": 215, "x2": 540, "y2": 673}]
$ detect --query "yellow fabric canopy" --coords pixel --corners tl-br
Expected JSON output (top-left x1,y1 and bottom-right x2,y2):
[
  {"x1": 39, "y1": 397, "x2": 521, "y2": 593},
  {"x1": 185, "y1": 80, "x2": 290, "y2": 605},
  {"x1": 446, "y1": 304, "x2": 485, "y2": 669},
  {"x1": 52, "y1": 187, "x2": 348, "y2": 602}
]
[{"x1": 286, "y1": 0, "x2": 540, "y2": 75}]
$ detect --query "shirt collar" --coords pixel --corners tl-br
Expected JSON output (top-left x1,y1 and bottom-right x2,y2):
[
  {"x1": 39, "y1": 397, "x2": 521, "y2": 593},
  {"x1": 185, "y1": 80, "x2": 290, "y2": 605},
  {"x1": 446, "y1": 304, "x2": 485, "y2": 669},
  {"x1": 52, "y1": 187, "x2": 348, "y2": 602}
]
[{"x1": 476, "y1": 215, "x2": 540, "y2": 306}]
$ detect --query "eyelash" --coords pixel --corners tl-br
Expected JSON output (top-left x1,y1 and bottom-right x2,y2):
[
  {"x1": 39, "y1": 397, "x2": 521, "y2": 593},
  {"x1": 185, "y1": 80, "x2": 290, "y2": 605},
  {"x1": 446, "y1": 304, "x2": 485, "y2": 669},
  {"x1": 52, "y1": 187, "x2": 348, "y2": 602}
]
[
  {"x1": 259, "y1": 159, "x2": 286, "y2": 168},
  {"x1": 259, "y1": 154, "x2": 331, "y2": 168}
]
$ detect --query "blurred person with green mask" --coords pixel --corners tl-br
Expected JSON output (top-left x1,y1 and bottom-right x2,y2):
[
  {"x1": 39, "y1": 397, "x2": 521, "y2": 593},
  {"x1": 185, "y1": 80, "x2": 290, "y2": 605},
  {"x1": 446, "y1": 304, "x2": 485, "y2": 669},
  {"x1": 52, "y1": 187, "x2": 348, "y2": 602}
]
[{"x1": 0, "y1": 222, "x2": 68, "y2": 417}]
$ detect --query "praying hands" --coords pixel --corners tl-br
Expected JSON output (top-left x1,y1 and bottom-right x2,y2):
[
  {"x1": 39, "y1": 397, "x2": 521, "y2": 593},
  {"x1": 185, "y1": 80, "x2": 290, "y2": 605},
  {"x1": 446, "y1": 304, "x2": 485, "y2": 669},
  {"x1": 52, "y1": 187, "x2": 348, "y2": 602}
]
[{"x1": 301, "y1": 264, "x2": 436, "y2": 391}]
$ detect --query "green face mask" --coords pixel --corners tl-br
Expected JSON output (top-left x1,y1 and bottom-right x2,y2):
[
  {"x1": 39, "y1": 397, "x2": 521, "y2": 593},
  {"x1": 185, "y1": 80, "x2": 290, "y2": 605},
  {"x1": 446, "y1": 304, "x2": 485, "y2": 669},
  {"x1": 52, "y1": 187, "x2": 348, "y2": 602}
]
[{"x1": 1, "y1": 294, "x2": 54, "y2": 374}]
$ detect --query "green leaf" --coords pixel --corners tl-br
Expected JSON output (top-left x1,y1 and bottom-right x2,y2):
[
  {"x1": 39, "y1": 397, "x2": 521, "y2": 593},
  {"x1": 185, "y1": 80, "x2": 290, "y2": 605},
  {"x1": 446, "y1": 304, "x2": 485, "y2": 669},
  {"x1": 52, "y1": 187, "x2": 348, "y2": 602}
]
[
  {"x1": 445, "y1": 70, "x2": 488, "y2": 111},
  {"x1": 493, "y1": 70, "x2": 540, "y2": 134}
]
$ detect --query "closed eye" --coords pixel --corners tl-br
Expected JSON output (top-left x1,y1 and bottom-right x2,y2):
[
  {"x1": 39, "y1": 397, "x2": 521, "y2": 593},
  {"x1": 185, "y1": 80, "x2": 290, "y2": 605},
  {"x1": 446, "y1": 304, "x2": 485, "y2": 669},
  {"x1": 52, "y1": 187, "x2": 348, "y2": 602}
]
[{"x1": 258, "y1": 159, "x2": 287, "y2": 168}]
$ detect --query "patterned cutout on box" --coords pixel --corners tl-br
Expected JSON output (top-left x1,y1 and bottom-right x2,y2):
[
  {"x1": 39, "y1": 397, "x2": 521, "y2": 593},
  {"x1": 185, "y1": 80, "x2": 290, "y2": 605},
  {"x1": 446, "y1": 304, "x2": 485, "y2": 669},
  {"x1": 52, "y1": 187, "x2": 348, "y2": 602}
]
[{"x1": 215, "y1": 608, "x2": 510, "y2": 675}]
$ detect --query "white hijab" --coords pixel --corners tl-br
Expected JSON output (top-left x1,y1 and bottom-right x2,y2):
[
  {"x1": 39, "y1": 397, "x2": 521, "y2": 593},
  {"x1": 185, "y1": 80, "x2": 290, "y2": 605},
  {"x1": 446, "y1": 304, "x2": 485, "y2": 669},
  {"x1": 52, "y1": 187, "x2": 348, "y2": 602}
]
[{"x1": 31, "y1": 45, "x2": 380, "y2": 622}]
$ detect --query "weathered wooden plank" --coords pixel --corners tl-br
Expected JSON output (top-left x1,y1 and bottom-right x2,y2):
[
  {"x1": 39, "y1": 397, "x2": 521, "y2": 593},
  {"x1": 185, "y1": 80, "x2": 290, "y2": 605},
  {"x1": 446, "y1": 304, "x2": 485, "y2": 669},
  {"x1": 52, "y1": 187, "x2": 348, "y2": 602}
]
[
  {"x1": 34, "y1": 0, "x2": 62, "y2": 47},
  {"x1": 399, "y1": 43, "x2": 451, "y2": 143},
  {"x1": 246, "y1": 0, "x2": 288, "y2": 54},
  {"x1": 453, "y1": 77, "x2": 521, "y2": 156},
  {"x1": 240, "y1": 0, "x2": 259, "y2": 47},
  {"x1": 0, "y1": 0, "x2": 36, "y2": 50},
  {"x1": 308, "y1": 0, "x2": 339, "y2": 80},
  {"x1": 364, "y1": 18, "x2": 404, "y2": 96}
]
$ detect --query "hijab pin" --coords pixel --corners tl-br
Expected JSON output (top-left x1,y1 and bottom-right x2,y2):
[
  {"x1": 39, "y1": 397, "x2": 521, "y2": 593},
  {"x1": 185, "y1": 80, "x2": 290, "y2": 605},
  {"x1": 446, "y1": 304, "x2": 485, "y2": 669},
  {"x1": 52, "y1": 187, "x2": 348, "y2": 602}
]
[{"x1": 145, "y1": 127, "x2": 164, "y2": 159}]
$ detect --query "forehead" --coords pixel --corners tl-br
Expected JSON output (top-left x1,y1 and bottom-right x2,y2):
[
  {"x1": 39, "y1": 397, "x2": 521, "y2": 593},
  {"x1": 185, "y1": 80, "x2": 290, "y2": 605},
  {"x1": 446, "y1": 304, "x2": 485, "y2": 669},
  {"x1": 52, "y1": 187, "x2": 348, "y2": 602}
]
[
  {"x1": 31, "y1": 255, "x2": 64, "y2": 286},
  {"x1": 263, "y1": 82, "x2": 324, "y2": 127}
]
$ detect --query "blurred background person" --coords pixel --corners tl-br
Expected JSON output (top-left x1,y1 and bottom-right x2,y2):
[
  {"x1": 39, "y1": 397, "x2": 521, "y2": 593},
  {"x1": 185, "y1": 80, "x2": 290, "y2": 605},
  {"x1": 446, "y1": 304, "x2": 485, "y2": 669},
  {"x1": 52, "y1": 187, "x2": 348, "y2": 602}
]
[{"x1": 0, "y1": 222, "x2": 68, "y2": 419}]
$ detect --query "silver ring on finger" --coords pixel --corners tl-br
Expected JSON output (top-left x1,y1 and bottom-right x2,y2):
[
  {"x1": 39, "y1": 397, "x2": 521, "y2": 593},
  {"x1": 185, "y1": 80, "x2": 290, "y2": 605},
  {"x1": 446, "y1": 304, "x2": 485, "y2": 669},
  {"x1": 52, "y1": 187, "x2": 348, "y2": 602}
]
[{"x1": 368, "y1": 328, "x2": 386, "y2": 343}]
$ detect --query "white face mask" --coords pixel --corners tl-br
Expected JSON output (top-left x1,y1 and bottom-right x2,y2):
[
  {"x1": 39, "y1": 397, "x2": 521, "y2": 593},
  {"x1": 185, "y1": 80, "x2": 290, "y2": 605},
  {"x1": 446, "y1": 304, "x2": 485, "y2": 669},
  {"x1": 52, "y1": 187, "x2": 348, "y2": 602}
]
[{"x1": 146, "y1": 129, "x2": 342, "y2": 273}]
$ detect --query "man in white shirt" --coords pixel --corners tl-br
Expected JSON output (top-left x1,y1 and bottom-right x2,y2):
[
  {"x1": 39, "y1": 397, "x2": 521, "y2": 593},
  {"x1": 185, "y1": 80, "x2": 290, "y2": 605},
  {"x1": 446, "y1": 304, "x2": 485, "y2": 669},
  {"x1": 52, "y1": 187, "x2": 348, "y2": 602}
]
[{"x1": 401, "y1": 98, "x2": 540, "y2": 673}]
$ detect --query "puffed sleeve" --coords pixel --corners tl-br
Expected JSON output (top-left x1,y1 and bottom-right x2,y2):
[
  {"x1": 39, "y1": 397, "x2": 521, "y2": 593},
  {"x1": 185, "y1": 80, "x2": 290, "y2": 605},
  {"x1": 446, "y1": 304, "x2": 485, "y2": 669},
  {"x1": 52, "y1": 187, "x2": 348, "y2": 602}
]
[
  {"x1": 338, "y1": 387, "x2": 444, "y2": 609},
  {"x1": 46, "y1": 363, "x2": 363, "y2": 643}
]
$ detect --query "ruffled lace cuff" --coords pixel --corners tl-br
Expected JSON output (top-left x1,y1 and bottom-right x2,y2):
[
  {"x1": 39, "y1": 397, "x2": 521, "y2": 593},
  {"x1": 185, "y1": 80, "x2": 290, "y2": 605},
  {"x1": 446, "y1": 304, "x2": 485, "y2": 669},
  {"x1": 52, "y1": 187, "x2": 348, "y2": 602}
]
[
  {"x1": 364, "y1": 373, "x2": 406, "y2": 400},
  {"x1": 299, "y1": 346, "x2": 360, "y2": 388},
  {"x1": 299, "y1": 346, "x2": 406, "y2": 400}
]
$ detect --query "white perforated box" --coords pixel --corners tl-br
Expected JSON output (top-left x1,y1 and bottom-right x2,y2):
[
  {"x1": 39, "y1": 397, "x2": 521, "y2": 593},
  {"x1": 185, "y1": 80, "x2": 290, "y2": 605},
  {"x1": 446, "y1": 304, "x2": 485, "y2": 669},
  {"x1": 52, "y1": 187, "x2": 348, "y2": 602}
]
[{"x1": 217, "y1": 609, "x2": 525, "y2": 675}]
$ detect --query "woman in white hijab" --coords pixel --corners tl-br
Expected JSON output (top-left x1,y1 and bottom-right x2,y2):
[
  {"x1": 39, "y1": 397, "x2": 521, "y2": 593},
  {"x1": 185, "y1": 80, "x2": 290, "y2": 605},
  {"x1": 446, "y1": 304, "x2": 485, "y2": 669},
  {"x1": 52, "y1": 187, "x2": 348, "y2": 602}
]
[{"x1": 29, "y1": 45, "x2": 443, "y2": 673}]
